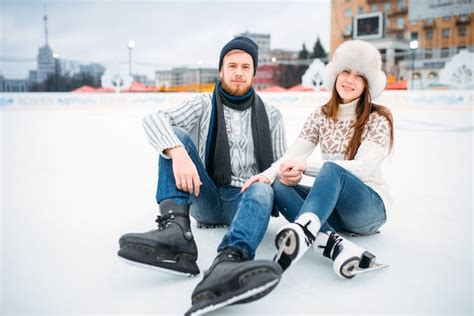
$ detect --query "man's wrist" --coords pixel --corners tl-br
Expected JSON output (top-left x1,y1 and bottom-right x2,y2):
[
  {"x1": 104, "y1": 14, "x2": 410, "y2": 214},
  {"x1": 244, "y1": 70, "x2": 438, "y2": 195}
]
[{"x1": 164, "y1": 145, "x2": 185, "y2": 158}]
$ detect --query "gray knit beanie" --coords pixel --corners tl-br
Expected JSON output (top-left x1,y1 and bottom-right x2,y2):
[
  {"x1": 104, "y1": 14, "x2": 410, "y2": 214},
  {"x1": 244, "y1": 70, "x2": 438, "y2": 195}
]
[{"x1": 219, "y1": 36, "x2": 259, "y2": 76}]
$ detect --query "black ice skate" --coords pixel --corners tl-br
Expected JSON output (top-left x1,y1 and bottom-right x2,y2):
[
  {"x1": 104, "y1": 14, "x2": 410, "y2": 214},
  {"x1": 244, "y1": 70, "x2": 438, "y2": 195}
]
[
  {"x1": 314, "y1": 231, "x2": 388, "y2": 279},
  {"x1": 273, "y1": 212, "x2": 321, "y2": 271},
  {"x1": 185, "y1": 248, "x2": 282, "y2": 316},
  {"x1": 118, "y1": 199, "x2": 199, "y2": 276}
]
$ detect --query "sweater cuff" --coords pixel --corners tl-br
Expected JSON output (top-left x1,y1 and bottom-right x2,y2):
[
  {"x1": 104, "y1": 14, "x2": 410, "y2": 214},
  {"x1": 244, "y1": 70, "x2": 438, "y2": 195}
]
[
  {"x1": 159, "y1": 142, "x2": 184, "y2": 159},
  {"x1": 304, "y1": 161, "x2": 323, "y2": 177}
]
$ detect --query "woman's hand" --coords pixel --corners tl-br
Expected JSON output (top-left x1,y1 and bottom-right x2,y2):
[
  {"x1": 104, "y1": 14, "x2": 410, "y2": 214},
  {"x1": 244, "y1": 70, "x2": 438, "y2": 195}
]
[
  {"x1": 241, "y1": 174, "x2": 270, "y2": 193},
  {"x1": 279, "y1": 160, "x2": 306, "y2": 186}
]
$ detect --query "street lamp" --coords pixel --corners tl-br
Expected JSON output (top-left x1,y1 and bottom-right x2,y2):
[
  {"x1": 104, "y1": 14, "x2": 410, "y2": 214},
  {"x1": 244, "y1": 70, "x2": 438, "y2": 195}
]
[
  {"x1": 409, "y1": 40, "x2": 418, "y2": 90},
  {"x1": 128, "y1": 40, "x2": 135, "y2": 77}
]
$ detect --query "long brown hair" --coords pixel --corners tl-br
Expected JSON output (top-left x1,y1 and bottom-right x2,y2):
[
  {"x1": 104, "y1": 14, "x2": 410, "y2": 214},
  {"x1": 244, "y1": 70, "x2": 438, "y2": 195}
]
[{"x1": 322, "y1": 76, "x2": 394, "y2": 160}]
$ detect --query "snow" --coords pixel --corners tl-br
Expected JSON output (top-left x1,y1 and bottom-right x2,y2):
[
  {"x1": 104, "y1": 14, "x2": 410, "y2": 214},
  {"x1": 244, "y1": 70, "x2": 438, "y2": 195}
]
[{"x1": 1, "y1": 91, "x2": 472, "y2": 315}]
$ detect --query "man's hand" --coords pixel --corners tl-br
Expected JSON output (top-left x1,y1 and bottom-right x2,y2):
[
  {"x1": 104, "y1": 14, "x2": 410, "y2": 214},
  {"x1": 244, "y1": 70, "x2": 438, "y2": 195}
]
[
  {"x1": 241, "y1": 174, "x2": 270, "y2": 193},
  {"x1": 165, "y1": 146, "x2": 202, "y2": 196},
  {"x1": 279, "y1": 160, "x2": 305, "y2": 186}
]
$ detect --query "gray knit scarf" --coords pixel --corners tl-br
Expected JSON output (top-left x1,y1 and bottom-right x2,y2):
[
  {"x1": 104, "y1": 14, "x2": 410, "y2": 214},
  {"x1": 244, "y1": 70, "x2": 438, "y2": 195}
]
[{"x1": 205, "y1": 82, "x2": 274, "y2": 186}]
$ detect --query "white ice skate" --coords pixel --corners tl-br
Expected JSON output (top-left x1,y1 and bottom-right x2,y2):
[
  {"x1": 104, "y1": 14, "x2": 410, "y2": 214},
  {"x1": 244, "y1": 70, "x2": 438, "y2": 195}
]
[
  {"x1": 314, "y1": 231, "x2": 388, "y2": 279},
  {"x1": 274, "y1": 213, "x2": 320, "y2": 271}
]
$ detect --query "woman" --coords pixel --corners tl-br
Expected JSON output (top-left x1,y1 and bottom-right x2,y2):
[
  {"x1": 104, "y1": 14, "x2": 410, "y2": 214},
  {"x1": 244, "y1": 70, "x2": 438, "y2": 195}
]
[{"x1": 241, "y1": 40, "x2": 394, "y2": 279}]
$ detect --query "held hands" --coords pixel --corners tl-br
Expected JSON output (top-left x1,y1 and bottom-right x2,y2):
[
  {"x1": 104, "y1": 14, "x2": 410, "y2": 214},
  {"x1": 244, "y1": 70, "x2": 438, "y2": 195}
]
[
  {"x1": 241, "y1": 174, "x2": 271, "y2": 193},
  {"x1": 166, "y1": 146, "x2": 202, "y2": 196},
  {"x1": 279, "y1": 160, "x2": 306, "y2": 186}
]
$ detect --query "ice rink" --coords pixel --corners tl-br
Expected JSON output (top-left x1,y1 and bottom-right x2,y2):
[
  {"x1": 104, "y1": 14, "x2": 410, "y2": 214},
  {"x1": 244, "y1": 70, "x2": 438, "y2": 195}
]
[{"x1": 1, "y1": 91, "x2": 472, "y2": 315}]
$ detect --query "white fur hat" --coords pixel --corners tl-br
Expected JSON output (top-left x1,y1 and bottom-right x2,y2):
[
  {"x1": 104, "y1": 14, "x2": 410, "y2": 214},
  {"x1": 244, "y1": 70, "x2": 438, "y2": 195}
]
[{"x1": 324, "y1": 40, "x2": 386, "y2": 99}]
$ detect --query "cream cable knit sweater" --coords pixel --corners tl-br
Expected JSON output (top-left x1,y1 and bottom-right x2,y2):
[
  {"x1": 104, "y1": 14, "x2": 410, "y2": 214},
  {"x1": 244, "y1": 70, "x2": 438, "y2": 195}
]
[{"x1": 261, "y1": 98, "x2": 393, "y2": 213}]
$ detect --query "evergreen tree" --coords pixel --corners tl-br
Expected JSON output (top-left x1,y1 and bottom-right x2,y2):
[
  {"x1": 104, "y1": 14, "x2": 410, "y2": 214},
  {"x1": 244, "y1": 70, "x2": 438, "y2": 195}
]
[
  {"x1": 311, "y1": 36, "x2": 327, "y2": 60},
  {"x1": 298, "y1": 43, "x2": 310, "y2": 60}
]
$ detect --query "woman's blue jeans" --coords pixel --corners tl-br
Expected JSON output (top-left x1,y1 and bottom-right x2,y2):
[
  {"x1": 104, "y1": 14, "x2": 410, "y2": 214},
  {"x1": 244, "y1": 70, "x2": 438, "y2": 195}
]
[
  {"x1": 156, "y1": 127, "x2": 273, "y2": 259},
  {"x1": 273, "y1": 161, "x2": 386, "y2": 235}
]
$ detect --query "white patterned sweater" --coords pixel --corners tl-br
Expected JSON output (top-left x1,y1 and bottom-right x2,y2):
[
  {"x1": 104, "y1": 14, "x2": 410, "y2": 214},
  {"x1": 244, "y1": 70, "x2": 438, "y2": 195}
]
[
  {"x1": 261, "y1": 98, "x2": 393, "y2": 213},
  {"x1": 142, "y1": 94, "x2": 287, "y2": 188}
]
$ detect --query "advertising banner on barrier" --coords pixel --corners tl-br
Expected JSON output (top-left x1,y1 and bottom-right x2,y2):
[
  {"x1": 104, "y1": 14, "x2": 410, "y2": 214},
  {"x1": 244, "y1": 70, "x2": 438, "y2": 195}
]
[{"x1": 0, "y1": 91, "x2": 472, "y2": 111}]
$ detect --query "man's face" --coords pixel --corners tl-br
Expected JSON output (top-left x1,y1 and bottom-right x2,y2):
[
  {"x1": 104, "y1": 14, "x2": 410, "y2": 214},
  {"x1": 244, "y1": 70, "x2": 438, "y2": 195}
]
[{"x1": 220, "y1": 50, "x2": 254, "y2": 96}]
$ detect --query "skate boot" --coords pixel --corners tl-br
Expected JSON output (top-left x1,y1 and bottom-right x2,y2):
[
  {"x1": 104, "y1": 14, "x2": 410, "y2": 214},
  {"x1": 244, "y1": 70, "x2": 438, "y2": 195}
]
[
  {"x1": 185, "y1": 247, "x2": 282, "y2": 316},
  {"x1": 314, "y1": 231, "x2": 388, "y2": 279},
  {"x1": 118, "y1": 199, "x2": 199, "y2": 276},
  {"x1": 273, "y1": 212, "x2": 320, "y2": 271}
]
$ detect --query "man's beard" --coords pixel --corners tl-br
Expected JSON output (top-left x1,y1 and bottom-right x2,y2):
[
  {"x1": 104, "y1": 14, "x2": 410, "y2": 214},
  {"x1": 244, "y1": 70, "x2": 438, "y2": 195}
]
[{"x1": 221, "y1": 78, "x2": 253, "y2": 96}]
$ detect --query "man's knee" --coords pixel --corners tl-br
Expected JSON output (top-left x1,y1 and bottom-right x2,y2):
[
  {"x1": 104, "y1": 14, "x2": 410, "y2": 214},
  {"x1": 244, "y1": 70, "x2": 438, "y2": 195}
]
[
  {"x1": 171, "y1": 126, "x2": 194, "y2": 147},
  {"x1": 246, "y1": 182, "x2": 273, "y2": 204}
]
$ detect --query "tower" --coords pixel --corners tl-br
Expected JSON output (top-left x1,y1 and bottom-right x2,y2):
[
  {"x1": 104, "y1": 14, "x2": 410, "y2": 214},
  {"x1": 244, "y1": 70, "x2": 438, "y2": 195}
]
[{"x1": 37, "y1": 4, "x2": 55, "y2": 83}]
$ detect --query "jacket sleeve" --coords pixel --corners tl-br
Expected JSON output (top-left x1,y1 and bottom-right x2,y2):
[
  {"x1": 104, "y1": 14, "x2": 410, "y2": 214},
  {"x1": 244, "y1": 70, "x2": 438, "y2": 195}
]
[{"x1": 142, "y1": 94, "x2": 206, "y2": 158}]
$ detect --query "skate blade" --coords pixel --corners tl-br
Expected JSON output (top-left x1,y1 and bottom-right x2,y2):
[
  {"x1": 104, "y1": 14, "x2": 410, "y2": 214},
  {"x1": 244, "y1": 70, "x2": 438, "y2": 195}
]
[
  {"x1": 273, "y1": 233, "x2": 290, "y2": 263},
  {"x1": 118, "y1": 256, "x2": 198, "y2": 277},
  {"x1": 185, "y1": 278, "x2": 279, "y2": 316},
  {"x1": 349, "y1": 262, "x2": 389, "y2": 276}
]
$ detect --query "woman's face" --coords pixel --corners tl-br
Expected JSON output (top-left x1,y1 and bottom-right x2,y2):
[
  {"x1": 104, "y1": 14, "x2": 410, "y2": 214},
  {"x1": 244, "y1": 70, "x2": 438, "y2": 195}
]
[{"x1": 335, "y1": 69, "x2": 366, "y2": 103}]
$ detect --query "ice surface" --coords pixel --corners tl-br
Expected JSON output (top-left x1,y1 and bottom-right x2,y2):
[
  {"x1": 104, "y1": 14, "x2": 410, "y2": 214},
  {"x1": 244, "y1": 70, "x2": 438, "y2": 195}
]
[{"x1": 1, "y1": 91, "x2": 472, "y2": 315}]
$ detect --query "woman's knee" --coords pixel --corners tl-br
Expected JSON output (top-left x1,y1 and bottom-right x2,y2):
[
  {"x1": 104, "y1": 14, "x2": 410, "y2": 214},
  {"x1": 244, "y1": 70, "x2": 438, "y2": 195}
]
[
  {"x1": 321, "y1": 161, "x2": 342, "y2": 173},
  {"x1": 347, "y1": 219, "x2": 386, "y2": 236},
  {"x1": 272, "y1": 179, "x2": 291, "y2": 195}
]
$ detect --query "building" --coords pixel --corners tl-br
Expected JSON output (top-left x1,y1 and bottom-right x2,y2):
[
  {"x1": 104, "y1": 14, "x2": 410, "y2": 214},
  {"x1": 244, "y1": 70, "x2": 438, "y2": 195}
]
[
  {"x1": 237, "y1": 32, "x2": 297, "y2": 90},
  {"x1": 155, "y1": 67, "x2": 219, "y2": 89},
  {"x1": 36, "y1": 45, "x2": 55, "y2": 83},
  {"x1": 0, "y1": 74, "x2": 29, "y2": 92},
  {"x1": 238, "y1": 31, "x2": 272, "y2": 65},
  {"x1": 28, "y1": 70, "x2": 38, "y2": 85},
  {"x1": 36, "y1": 6, "x2": 56, "y2": 83},
  {"x1": 154, "y1": 32, "x2": 302, "y2": 91},
  {"x1": 253, "y1": 64, "x2": 282, "y2": 90},
  {"x1": 270, "y1": 49, "x2": 299, "y2": 63},
  {"x1": 132, "y1": 74, "x2": 154, "y2": 87},
  {"x1": 155, "y1": 70, "x2": 173, "y2": 88},
  {"x1": 330, "y1": 0, "x2": 473, "y2": 88}
]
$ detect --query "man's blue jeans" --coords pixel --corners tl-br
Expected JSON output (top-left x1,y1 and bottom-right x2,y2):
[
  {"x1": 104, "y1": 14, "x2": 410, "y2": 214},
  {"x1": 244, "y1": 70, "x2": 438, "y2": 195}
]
[
  {"x1": 273, "y1": 161, "x2": 386, "y2": 235},
  {"x1": 156, "y1": 127, "x2": 274, "y2": 259}
]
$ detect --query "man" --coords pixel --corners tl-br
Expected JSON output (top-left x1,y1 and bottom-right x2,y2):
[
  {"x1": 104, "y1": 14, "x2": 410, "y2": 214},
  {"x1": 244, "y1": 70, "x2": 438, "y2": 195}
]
[{"x1": 118, "y1": 36, "x2": 287, "y2": 315}]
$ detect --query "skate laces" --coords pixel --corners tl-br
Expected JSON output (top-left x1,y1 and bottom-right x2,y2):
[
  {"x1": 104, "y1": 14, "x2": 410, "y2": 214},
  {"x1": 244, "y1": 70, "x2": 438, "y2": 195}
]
[
  {"x1": 154, "y1": 209, "x2": 190, "y2": 229},
  {"x1": 296, "y1": 221, "x2": 316, "y2": 246},
  {"x1": 323, "y1": 232, "x2": 344, "y2": 260},
  {"x1": 155, "y1": 211, "x2": 176, "y2": 229}
]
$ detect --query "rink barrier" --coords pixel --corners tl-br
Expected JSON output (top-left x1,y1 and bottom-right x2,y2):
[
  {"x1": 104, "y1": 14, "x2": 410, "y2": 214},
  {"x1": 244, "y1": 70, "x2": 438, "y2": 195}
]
[{"x1": 0, "y1": 90, "x2": 472, "y2": 110}]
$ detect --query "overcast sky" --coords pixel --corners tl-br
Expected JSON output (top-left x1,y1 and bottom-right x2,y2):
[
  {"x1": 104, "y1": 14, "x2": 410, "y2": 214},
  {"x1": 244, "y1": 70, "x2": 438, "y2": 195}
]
[{"x1": 1, "y1": 0, "x2": 331, "y2": 79}]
